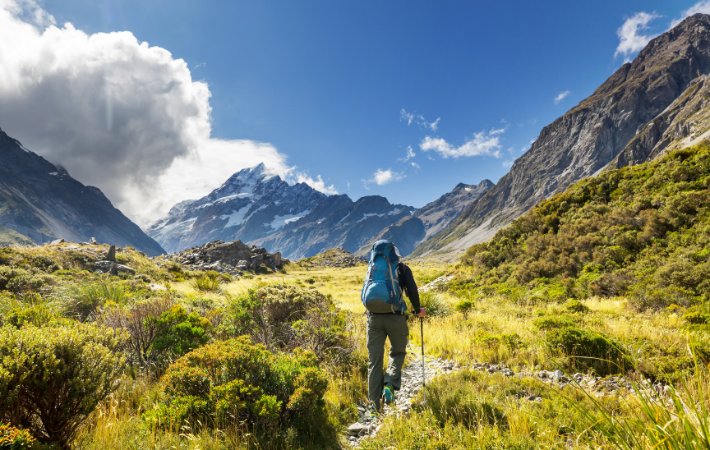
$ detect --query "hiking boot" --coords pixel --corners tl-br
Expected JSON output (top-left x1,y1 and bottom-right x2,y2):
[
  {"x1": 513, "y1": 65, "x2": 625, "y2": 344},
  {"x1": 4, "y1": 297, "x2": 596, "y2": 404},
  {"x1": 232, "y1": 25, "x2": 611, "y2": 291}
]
[
  {"x1": 369, "y1": 405, "x2": 379, "y2": 419},
  {"x1": 382, "y1": 383, "x2": 395, "y2": 405}
]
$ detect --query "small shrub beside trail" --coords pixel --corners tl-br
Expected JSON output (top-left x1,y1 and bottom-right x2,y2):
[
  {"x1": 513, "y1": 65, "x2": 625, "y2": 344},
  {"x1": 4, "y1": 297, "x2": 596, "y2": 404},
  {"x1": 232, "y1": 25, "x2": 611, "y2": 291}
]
[
  {"x1": 218, "y1": 284, "x2": 354, "y2": 367},
  {"x1": 544, "y1": 326, "x2": 630, "y2": 376},
  {"x1": 0, "y1": 324, "x2": 127, "y2": 448},
  {"x1": 146, "y1": 337, "x2": 332, "y2": 441}
]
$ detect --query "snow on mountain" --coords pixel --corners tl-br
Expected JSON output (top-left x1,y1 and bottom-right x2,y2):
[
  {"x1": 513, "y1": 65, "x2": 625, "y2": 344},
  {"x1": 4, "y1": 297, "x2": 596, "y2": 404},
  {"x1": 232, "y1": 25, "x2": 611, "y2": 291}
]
[{"x1": 147, "y1": 163, "x2": 328, "y2": 253}]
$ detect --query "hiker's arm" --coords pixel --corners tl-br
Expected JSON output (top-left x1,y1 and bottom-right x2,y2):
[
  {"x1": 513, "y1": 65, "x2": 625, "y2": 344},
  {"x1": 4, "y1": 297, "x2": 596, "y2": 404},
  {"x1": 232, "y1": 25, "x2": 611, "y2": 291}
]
[{"x1": 401, "y1": 265, "x2": 421, "y2": 313}]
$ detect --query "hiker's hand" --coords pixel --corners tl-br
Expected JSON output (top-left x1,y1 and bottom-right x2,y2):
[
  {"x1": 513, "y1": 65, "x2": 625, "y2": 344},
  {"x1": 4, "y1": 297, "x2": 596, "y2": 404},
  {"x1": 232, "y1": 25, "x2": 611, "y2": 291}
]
[{"x1": 417, "y1": 308, "x2": 426, "y2": 318}]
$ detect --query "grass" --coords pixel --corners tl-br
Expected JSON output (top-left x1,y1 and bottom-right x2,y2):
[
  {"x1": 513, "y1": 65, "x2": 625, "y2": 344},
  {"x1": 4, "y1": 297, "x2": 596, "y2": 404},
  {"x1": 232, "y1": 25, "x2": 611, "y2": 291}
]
[{"x1": 2, "y1": 243, "x2": 710, "y2": 449}]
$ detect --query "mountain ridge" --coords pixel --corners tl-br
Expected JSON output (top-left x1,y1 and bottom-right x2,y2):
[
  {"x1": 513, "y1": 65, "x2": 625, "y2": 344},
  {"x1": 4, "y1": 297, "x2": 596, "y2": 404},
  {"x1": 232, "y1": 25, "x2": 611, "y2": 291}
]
[
  {"x1": 0, "y1": 128, "x2": 166, "y2": 256},
  {"x1": 411, "y1": 13, "x2": 710, "y2": 260}
]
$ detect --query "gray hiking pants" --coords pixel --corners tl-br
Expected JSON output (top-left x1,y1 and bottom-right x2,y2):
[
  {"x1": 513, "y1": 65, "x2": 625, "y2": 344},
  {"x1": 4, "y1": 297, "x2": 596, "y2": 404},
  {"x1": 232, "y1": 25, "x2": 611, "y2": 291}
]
[{"x1": 367, "y1": 313, "x2": 409, "y2": 410}]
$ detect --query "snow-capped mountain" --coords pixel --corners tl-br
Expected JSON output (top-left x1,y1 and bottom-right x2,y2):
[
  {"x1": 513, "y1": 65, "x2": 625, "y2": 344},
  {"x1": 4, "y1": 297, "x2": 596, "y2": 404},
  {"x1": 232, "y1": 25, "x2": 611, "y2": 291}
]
[
  {"x1": 250, "y1": 194, "x2": 417, "y2": 260},
  {"x1": 147, "y1": 163, "x2": 328, "y2": 253}
]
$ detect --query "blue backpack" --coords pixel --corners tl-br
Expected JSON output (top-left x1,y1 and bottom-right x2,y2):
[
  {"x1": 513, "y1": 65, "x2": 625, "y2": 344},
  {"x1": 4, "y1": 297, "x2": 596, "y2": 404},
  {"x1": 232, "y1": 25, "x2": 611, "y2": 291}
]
[{"x1": 361, "y1": 240, "x2": 405, "y2": 313}]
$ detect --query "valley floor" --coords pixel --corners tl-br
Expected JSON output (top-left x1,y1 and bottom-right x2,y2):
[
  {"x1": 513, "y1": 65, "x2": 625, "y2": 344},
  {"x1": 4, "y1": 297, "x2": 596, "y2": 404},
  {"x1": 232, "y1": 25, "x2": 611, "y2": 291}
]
[{"x1": 1, "y1": 244, "x2": 708, "y2": 449}]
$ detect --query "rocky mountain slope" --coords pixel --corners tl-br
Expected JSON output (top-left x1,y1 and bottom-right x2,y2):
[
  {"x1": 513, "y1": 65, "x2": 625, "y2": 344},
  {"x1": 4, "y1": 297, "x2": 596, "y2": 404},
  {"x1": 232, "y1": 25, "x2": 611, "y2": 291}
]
[
  {"x1": 0, "y1": 127, "x2": 166, "y2": 256},
  {"x1": 147, "y1": 164, "x2": 327, "y2": 253},
  {"x1": 411, "y1": 13, "x2": 710, "y2": 260},
  {"x1": 354, "y1": 180, "x2": 493, "y2": 257},
  {"x1": 251, "y1": 194, "x2": 415, "y2": 260}
]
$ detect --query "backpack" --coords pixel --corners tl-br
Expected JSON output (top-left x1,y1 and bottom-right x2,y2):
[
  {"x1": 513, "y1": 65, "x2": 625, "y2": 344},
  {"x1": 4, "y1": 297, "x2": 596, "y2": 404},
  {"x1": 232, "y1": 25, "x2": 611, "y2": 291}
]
[{"x1": 361, "y1": 240, "x2": 406, "y2": 313}]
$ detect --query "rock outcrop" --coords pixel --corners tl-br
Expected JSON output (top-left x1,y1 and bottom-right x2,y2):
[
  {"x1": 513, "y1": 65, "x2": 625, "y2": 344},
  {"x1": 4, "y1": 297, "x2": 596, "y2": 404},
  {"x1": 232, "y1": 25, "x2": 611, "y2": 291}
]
[
  {"x1": 156, "y1": 240, "x2": 286, "y2": 275},
  {"x1": 297, "y1": 248, "x2": 366, "y2": 268},
  {"x1": 0, "y1": 127, "x2": 166, "y2": 256},
  {"x1": 411, "y1": 13, "x2": 710, "y2": 260}
]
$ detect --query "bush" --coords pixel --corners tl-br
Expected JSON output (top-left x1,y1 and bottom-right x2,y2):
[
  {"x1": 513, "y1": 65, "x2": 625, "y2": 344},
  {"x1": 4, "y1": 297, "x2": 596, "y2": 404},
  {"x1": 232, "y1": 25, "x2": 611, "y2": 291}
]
[
  {"x1": 145, "y1": 338, "x2": 330, "y2": 437},
  {"x1": 0, "y1": 324, "x2": 127, "y2": 447},
  {"x1": 455, "y1": 299, "x2": 474, "y2": 317},
  {"x1": 563, "y1": 299, "x2": 589, "y2": 314},
  {"x1": 419, "y1": 291, "x2": 451, "y2": 318},
  {"x1": 99, "y1": 299, "x2": 210, "y2": 369},
  {"x1": 219, "y1": 285, "x2": 353, "y2": 366},
  {"x1": 0, "y1": 423, "x2": 36, "y2": 449},
  {"x1": 682, "y1": 311, "x2": 710, "y2": 325},
  {"x1": 544, "y1": 326, "x2": 630, "y2": 375},
  {"x1": 533, "y1": 314, "x2": 576, "y2": 331},
  {"x1": 150, "y1": 305, "x2": 211, "y2": 358}
]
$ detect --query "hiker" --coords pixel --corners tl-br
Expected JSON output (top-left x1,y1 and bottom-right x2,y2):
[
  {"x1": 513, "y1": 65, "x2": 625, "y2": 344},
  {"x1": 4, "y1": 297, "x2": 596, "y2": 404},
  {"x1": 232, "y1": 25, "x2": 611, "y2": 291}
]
[{"x1": 360, "y1": 240, "x2": 425, "y2": 416}]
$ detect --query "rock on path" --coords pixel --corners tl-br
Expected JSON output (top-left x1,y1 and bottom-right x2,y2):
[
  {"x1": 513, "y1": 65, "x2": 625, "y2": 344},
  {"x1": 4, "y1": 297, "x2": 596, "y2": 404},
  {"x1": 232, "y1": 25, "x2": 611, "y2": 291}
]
[
  {"x1": 346, "y1": 346, "x2": 460, "y2": 446},
  {"x1": 346, "y1": 349, "x2": 671, "y2": 446}
]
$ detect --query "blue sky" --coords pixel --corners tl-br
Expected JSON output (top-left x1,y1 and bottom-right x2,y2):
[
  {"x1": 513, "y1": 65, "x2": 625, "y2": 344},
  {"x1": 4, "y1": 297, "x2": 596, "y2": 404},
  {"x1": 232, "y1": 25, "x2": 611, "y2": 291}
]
[{"x1": 0, "y1": 0, "x2": 705, "y2": 223}]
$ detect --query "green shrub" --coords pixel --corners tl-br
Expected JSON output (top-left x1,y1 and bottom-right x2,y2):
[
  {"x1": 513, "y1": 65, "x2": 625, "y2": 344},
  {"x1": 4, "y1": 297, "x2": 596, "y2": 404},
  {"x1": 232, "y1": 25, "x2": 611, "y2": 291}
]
[
  {"x1": 219, "y1": 285, "x2": 353, "y2": 366},
  {"x1": 150, "y1": 305, "x2": 211, "y2": 357},
  {"x1": 563, "y1": 299, "x2": 589, "y2": 314},
  {"x1": 0, "y1": 267, "x2": 30, "y2": 291},
  {"x1": 0, "y1": 423, "x2": 36, "y2": 449},
  {"x1": 145, "y1": 338, "x2": 330, "y2": 437},
  {"x1": 419, "y1": 291, "x2": 451, "y2": 318},
  {"x1": 533, "y1": 314, "x2": 576, "y2": 331},
  {"x1": 455, "y1": 299, "x2": 474, "y2": 317},
  {"x1": 544, "y1": 326, "x2": 630, "y2": 375},
  {"x1": 0, "y1": 324, "x2": 127, "y2": 447},
  {"x1": 628, "y1": 284, "x2": 695, "y2": 311},
  {"x1": 304, "y1": 278, "x2": 316, "y2": 284},
  {"x1": 682, "y1": 311, "x2": 710, "y2": 325},
  {"x1": 65, "y1": 282, "x2": 131, "y2": 321}
]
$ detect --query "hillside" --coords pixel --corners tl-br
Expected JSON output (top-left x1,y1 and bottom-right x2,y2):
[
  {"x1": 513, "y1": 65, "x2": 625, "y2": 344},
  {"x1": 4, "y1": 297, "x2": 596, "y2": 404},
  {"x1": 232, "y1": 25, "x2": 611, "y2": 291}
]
[
  {"x1": 453, "y1": 144, "x2": 710, "y2": 310},
  {"x1": 0, "y1": 128, "x2": 165, "y2": 256},
  {"x1": 412, "y1": 13, "x2": 710, "y2": 260}
]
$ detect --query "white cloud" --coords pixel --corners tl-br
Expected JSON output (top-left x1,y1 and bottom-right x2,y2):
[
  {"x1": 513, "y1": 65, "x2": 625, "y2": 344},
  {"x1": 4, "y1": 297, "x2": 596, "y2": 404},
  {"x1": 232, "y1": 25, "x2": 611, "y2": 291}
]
[
  {"x1": 366, "y1": 169, "x2": 404, "y2": 186},
  {"x1": 398, "y1": 145, "x2": 416, "y2": 162},
  {"x1": 502, "y1": 160, "x2": 515, "y2": 168},
  {"x1": 294, "y1": 173, "x2": 338, "y2": 195},
  {"x1": 428, "y1": 118, "x2": 440, "y2": 131},
  {"x1": 193, "y1": 62, "x2": 206, "y2": 69},
  {"x1": 554, "y1": 90, "x2": 571, "y2": 104},
  {"x1": 614, "y1": 12, "x2": 661, "y2": 59},
  {"x1": 671, "y1": 1, "x2": 710, "y2": 28},
  {"x1": 411, "y1": 162, "x2": 420, "y2": 169},
  {"x1": 0, "y1": 0, "x2": 332, "y2": 227},
  {"x1": 400, "y1": 109, "x2": 440, "y2": 131},
  {"x1": 419, "y1": 128, "x2": 504, "y2": 159}
]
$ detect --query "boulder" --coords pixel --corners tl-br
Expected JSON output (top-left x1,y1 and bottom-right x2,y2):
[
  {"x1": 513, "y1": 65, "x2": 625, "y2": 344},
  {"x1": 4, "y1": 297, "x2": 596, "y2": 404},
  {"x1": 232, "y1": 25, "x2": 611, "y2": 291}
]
[
  {"x1": 106, "y1": 245, "x2": 116, "y2": 262},
  {"x1": 50, "y1": 238, "x2": 65, "y2": 245}
]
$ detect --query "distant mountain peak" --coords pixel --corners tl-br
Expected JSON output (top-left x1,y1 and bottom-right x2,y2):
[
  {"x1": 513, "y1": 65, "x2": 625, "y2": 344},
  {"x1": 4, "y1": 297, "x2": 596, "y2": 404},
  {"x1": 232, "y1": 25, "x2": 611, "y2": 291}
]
[{"x1": 149, "y1": 164, "x2": 327, "y2": 252}]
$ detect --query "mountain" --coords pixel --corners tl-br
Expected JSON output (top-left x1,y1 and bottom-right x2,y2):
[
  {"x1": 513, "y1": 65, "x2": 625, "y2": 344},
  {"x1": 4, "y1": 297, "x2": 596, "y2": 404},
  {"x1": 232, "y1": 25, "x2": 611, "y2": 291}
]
[
  {"x1": 250, "y1": 194, "x2": 416, "y2": 260},
  {"x1": 411, "y1": 13, "x2": 710, "y2": 260},
  {"x1": 148, "y1": 164, "x2": 328, "y2": 253},
  {"x1": 0, "y1": 128, "x2": 165, "y2": 256},
  {"x1": 353, "y1": 180, "x2": 493, "y2": 258}
]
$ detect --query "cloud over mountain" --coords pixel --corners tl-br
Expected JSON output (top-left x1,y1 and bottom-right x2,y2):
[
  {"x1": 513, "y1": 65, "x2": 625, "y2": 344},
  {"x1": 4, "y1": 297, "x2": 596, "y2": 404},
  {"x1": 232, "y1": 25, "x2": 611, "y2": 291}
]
[{"x1": 0, "y1": 0, "x2": 328, "y2": 226}]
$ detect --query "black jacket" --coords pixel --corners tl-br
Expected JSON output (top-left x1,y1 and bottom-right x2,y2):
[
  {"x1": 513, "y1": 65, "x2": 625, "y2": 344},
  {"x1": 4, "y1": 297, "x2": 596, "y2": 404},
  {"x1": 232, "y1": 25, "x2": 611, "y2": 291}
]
[{"x1": 398, "y1": 263, "x2": 421, "y2": 314}]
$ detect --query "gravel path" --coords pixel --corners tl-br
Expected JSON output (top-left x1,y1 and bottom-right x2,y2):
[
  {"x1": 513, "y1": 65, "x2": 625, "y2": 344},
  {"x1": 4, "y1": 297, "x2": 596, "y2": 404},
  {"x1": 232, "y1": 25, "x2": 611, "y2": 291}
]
[{"x1": 346, "y1": 346, "x2": 670, "y2": 446}]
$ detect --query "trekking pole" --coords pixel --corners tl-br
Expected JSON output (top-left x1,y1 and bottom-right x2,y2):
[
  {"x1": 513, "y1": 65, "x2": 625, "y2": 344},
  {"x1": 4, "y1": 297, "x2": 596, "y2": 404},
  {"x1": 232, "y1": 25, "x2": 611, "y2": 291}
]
[{"x1": 420, "y1": 316, "x2": 426, "y2": 404}]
